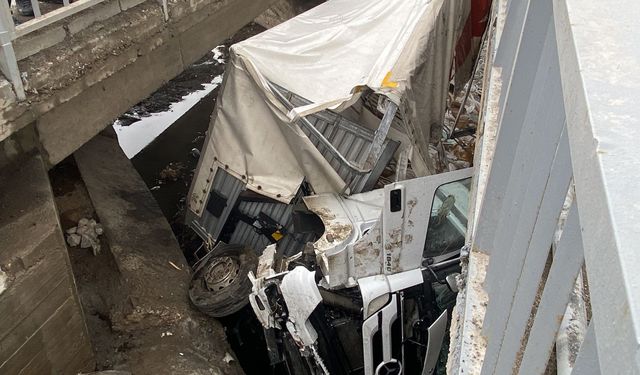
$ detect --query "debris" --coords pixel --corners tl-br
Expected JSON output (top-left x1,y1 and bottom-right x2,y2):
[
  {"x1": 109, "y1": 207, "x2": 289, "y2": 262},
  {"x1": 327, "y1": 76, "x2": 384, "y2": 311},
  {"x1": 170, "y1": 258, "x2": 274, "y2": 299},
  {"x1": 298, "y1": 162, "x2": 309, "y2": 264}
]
[
  {"x1": 161, "y1": 331, "x2": 174, "y2": 337},
  {"x1": 158, "y1": 162, "x2": 186, "y2": 183},
  {"x1": 212, "y1": 45, "x2": 226, "y2": 64},
  {"x1": 191, "y1": 134, "x2": 205, "y2": 144},
  {"x1": 168, "y1": 261, "x2": 182, "y2": 271},
  {"x1": 67, "y1": 233, "x2": 82, "y2": 247},
  {"x1": 0, "y1": 270, "x2": 7, "y2": 295},
  {"x1": 222, "y1": 352, "x2": 235, "y2": 364},
  {"x1": 179, "y1": 352, "x2": 184, "y2": 356},
  {"x1": 436, "y1": 34, "x2": 486, "y2": 173},
  {"x1": 65, "y1": 218, "x2": 103, "y2": 255}
]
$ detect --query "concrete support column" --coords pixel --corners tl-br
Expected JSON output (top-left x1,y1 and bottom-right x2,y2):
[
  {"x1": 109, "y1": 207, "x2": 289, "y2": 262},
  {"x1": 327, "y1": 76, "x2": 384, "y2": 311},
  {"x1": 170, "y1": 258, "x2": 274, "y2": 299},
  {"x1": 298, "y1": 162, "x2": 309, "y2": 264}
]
[{"x1": 0, "y1": 146, "x2": 94, "y2": 374}]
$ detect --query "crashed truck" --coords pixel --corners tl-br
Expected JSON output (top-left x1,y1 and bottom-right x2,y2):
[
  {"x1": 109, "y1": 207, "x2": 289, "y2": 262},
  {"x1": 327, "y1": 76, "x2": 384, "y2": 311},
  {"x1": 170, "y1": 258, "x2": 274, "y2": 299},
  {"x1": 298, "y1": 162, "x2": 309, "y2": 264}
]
[{"x1": 186, "y1": 0, "x2": 483, "y2": 374}]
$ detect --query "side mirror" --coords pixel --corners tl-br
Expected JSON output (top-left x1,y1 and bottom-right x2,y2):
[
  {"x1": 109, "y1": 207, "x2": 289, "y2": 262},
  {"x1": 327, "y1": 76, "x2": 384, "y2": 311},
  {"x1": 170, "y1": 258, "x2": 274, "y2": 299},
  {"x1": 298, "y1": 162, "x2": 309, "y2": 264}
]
[{"x1": 446, "y1": 273, "x2": 460, "y2": 293}]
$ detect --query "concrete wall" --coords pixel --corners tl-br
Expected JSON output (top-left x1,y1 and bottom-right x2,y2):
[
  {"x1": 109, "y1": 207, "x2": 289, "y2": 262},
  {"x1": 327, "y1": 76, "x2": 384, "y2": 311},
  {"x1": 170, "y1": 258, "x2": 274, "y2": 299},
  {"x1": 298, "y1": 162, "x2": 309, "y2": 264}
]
[
  {"x1": 0, "y1": 149, "x2": 94, "y2": 374},
  {"x1": 0, "y1": 0, "x2": 279, "y2": 167},
  {"x1": 255, "y1": 0, "x2": 323, "y2": 28}
]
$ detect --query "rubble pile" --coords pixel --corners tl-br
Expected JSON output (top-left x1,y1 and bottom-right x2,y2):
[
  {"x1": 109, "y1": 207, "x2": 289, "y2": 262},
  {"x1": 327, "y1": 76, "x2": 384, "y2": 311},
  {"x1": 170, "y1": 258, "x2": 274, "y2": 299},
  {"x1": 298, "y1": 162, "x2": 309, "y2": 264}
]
[
  {"x1": 432, "y1": 43, "x2": 486, "y2": 174},
  {"x1": 66, "y1": 217, "x2": 103, "y2": 255}
]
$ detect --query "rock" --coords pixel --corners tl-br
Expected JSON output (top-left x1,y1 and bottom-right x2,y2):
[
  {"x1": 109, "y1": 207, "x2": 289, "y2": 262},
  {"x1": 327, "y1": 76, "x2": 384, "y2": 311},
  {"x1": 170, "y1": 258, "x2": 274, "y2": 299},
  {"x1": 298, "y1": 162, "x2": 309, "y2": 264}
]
[
  {"x1": 65, "y1": 217, "x2": 103, "y2": 255},
  {"x1": 222, "y1": 352, "x2": 235, "y2": 364},
  {"x1": 80, "y1": 234, "x2": 93, "y2": 249},
  {"x1": 67, "y1": 233, "x2": 82, "y2": 247}
]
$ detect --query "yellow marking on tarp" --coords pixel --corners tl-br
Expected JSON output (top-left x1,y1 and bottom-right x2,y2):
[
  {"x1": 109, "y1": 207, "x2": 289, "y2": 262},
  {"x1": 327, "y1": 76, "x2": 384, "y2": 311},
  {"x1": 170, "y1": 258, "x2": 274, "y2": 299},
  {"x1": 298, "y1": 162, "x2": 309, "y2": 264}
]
[
  {"x1": 272, "y1": 231, "x2": 284, "y2": 241},
  {"x1": 382, "y1": 71, "x2": 399, "y2": 88}
]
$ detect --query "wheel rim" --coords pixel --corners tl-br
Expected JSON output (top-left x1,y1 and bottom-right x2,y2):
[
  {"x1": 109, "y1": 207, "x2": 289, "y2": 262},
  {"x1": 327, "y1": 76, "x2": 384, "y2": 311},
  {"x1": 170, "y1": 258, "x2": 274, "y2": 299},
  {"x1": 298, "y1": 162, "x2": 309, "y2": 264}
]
[{"x1": 204, "y1": 256, "x2": 240, "y2": 291}]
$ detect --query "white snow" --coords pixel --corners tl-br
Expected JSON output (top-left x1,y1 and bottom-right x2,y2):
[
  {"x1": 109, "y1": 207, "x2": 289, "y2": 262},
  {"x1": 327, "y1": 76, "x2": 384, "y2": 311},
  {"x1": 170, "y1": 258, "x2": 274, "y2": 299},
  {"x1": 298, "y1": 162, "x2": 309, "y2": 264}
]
[
  {"x1": 212, "y1": 45, "x2": 226, "y2": 64},
  {"x1": 113, "y1": 74, "x2": 223, "y2": 158},
  {"x1": 0, "y1": 270, "x2": 7, "y2": 295}
]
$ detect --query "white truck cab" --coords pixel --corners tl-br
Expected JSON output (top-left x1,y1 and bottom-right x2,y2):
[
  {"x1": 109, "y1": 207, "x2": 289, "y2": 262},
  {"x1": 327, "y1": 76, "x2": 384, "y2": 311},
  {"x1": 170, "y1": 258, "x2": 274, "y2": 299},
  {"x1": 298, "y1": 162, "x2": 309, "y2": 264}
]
[{"x1": 247, "y1": 168, "x2": 473, "y2": 375}]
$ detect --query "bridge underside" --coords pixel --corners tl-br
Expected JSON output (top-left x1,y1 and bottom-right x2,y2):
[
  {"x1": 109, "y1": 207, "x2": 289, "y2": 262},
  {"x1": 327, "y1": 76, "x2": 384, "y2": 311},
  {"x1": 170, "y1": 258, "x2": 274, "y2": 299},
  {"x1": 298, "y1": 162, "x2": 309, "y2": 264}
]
[{"x1": 0, "y1": 0, "x2": 283, "y2": 167}]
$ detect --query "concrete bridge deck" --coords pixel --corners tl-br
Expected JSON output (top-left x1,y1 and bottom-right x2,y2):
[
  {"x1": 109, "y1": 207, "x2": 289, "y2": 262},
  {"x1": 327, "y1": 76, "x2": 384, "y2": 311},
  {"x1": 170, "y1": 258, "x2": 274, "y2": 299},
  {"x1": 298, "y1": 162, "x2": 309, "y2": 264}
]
[{"x1": 0, "y1": 0, "x2": 282, "y2": 167}]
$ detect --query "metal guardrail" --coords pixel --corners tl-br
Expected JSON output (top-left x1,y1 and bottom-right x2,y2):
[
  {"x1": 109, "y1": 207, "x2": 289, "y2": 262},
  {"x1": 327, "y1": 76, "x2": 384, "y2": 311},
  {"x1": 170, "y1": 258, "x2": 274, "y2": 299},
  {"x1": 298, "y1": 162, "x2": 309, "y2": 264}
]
[
  {"x1": 0, "y1": 0, "x2": 168, "y2": 101},
  {"x1": 453, "y1": 0, "x2": 640, "y2": 373}
]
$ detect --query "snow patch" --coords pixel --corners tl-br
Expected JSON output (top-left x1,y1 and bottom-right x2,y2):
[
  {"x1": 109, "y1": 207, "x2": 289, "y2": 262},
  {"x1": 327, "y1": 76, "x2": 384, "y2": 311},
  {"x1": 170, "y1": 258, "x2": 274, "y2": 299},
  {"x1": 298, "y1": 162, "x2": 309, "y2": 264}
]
[
  {"x1": 0, "y1": 270, "x2": 7, "y2": 295},
  {"x1": 113, "y1": 74, "x2": 223, "y2": 158},
  {"x1": 212, "y1": 45, "x2": 226, "y2": 64}
]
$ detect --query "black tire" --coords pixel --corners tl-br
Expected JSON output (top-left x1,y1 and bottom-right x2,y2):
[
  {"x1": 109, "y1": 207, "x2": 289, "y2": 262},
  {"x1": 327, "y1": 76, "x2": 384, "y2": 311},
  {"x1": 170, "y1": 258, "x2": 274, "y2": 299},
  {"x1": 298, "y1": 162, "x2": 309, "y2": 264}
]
[{"x1": 189, "y1": 244, "x2": 258, "y2": 317}]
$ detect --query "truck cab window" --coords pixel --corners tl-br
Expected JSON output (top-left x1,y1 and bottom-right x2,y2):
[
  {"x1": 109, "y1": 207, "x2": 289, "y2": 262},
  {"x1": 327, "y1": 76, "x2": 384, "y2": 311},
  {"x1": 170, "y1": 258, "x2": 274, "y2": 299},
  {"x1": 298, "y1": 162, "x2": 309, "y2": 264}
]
[{"x1": 423, "y1": 178, "x2": 472, "y2": 259}]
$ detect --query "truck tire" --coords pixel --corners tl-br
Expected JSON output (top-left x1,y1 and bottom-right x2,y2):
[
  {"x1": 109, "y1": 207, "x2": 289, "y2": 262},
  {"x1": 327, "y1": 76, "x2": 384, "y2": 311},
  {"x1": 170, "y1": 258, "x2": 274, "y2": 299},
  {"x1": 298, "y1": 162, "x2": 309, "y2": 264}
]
[{"x1": 189, "y1": 244, "x2": 258, "y2": 317}]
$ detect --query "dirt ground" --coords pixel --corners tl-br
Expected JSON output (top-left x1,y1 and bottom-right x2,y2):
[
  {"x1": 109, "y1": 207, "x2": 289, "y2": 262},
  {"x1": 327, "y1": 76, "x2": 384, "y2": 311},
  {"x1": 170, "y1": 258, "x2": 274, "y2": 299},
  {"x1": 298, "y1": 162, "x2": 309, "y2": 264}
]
[{"x1": 50, "y1": 158, "x2": 242, "y2": 374}]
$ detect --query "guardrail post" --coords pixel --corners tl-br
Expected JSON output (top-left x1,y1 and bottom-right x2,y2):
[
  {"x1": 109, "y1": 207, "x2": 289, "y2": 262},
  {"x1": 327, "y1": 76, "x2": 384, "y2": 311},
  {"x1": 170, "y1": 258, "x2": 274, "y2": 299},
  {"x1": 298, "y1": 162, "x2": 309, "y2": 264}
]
[
  {"x1": 555, "y1": 0, "x2": 640, "y2": 372},
  {"x1": 0, "y1": 0, "x2": 24, "y2": 100}
]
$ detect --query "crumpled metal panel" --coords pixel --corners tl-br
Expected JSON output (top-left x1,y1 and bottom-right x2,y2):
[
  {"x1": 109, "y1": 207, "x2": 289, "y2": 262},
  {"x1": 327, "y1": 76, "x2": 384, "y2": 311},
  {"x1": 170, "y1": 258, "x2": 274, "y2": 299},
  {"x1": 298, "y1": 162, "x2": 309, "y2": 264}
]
[
  {"x1": 190, "y1": 94, "x2": 398, "y2": 255},
  {"x1": 189, "y1": 168, "x2": 314, "y2": 256},
  {"x1": 229, "y1": 189, "x2": 315, "y2": 257},
  {"x1": 284, "y1": 88, "x2": 400, "y2": 194}
]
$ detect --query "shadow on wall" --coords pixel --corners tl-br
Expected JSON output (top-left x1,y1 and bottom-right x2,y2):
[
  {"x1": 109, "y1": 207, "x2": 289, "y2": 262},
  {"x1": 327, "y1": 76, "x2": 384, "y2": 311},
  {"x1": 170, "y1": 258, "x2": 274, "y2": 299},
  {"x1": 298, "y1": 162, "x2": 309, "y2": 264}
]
[{"x1": 255, "y1": 0, "x2": 325, "y2": 28}]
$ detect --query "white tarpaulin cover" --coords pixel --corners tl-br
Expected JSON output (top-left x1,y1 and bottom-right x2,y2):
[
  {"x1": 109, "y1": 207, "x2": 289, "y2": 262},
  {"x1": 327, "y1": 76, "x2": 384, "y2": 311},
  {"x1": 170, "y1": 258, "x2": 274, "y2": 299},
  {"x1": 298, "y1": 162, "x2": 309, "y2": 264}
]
[{"x1": 190, "y1": 0, "x2": 469, "y2": 212}]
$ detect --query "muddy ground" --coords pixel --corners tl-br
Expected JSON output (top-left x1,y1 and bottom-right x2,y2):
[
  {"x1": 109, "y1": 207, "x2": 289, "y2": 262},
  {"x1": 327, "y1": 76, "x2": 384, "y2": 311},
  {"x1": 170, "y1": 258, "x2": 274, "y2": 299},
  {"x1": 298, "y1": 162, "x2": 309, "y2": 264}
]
[{"x1": 50, "y1": 157, "x2": 242, "y2": 374}]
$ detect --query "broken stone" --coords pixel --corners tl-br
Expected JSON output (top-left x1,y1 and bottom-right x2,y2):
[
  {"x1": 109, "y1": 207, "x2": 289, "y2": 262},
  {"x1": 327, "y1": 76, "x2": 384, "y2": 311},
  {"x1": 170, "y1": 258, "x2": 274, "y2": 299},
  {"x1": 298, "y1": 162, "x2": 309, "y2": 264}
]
[
  {"x1": 222, "y1": 352, "x2": 234, "y2": 364},
  {"x1": 67, "y1": 233, "x2": 82, "y2": 247},
  {"x1": 80, "y1": 234, "x2": 93, "y2": 249},
  {"x1": 65, "y1": 217, "x2": 103, "y2": 255}
]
